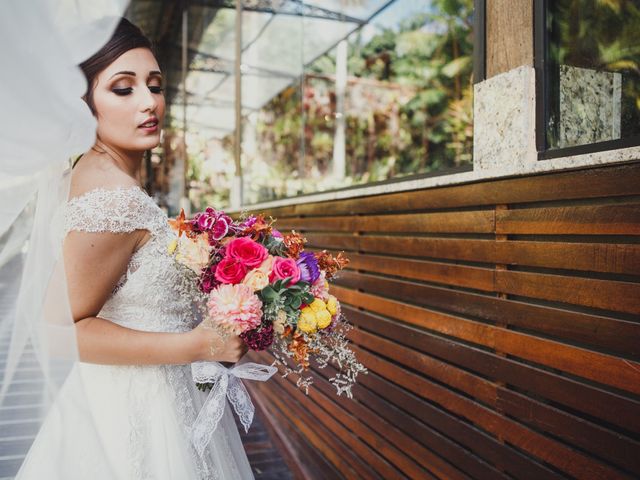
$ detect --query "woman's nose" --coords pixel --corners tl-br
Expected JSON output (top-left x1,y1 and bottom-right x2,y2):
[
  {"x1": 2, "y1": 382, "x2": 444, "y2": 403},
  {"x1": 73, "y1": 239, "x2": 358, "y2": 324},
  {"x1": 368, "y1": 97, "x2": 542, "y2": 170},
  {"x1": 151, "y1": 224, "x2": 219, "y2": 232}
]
[{"x1": 139, "y1": 86, "x2": 158, "y2": 112}]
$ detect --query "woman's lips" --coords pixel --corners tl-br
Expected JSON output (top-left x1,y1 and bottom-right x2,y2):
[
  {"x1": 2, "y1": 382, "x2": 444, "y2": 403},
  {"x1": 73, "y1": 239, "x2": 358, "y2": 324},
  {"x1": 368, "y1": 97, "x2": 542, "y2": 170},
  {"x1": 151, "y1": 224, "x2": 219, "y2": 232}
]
[{"x1": 138, "y1": 123, "x2": 158, "y2": 133}]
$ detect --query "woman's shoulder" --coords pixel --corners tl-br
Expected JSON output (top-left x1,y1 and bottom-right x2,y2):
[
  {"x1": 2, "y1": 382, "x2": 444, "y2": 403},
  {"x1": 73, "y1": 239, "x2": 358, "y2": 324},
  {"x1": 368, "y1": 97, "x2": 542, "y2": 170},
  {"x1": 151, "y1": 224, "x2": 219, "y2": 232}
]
[{"x1": 68, "y1": 161, "x2": 141, "y2": 203}]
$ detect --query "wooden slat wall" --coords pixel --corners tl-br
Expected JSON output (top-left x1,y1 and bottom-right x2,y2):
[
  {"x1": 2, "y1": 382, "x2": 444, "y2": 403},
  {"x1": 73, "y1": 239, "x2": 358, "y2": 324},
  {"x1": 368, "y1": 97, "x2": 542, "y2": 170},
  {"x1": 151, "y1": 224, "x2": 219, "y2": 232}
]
[{"x1": 244, "y1": 161, "x2": 640, "y2": 480}]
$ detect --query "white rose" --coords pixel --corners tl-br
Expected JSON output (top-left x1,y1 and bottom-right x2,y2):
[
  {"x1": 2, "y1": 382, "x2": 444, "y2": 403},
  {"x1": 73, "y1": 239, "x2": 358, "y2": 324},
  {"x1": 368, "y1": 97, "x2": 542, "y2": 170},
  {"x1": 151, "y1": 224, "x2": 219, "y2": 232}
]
[
  {"x1": 241, "y1": 268, "x2": 270, "y2": 291},
  {"x1": 257, "y1": 255, "x2": 274, "y2": 275},
  {"x1": 175, "y1": 234, "x2": 211, "y2": 273}
]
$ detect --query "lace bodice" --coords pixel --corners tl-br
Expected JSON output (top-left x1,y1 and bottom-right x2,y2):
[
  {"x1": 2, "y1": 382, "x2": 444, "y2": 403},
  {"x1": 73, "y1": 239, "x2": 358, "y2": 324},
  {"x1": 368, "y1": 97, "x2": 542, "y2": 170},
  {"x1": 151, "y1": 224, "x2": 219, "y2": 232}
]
[
  {"x1": 61, "y1": 186, "x2": 206, "y2": 333},
  {"x1": 56, "y1": 186, "x2": 241, "y2": 480}
]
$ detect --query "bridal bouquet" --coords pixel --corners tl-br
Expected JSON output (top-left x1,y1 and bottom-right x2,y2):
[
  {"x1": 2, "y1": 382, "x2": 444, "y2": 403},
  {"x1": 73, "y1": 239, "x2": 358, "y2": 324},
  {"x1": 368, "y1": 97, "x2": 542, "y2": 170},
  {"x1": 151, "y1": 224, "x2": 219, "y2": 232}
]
[{"x1": 167, "y1": 207, "x2": 366, "y2": 397}]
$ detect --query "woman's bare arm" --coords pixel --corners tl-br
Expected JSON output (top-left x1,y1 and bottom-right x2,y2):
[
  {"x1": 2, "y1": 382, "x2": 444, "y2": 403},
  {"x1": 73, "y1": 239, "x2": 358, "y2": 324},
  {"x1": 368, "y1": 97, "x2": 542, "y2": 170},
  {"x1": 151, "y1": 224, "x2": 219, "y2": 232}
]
[
  {"x1": 64, "y1": 227, "x2": 246, "y2": 365},
  {"x1": 74, "y1": 315, "x2": 244, "y2": 365}
]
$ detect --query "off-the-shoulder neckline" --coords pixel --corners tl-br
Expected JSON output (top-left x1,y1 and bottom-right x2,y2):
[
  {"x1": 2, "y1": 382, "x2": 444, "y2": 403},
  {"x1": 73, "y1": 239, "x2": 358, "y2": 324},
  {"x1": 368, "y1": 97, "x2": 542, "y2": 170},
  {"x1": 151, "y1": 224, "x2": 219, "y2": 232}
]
[{"x1": 66, "y1": 185, "x2": 151, "y2": 205}]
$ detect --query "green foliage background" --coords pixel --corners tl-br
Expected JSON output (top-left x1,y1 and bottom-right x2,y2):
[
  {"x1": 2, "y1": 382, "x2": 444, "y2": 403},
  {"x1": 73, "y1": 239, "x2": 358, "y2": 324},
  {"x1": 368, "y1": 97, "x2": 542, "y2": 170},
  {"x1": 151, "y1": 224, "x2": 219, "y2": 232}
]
[{"x1": 245, "y1": 0, "x2": 475, "y2": 203}]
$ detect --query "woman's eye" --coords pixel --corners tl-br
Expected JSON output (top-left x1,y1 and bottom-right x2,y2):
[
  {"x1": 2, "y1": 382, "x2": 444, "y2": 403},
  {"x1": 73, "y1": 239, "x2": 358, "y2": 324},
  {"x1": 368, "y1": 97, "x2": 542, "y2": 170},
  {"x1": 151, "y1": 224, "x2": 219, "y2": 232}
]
[
  {"x1": 112, "y1": 87, "x2": 132, "y2": 96},
  {"x1": 149, "y1": 86, "x2": 164, "y2": 94}
]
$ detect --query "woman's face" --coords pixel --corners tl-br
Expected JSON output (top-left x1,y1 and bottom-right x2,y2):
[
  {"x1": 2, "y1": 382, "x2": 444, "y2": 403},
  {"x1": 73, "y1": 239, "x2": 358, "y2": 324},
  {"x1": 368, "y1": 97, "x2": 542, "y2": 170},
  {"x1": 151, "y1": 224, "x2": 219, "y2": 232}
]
[{"x1": 91, "y1": 47, "x2": 165, "y2": 153}]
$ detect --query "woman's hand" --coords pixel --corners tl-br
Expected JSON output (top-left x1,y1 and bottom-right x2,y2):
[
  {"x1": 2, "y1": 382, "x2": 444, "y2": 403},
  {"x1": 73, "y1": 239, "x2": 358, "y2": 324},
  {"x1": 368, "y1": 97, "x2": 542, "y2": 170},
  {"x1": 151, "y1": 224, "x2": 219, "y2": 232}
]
[{"x1": 188, "y1": 319, "x2": 248, "y2": 363}]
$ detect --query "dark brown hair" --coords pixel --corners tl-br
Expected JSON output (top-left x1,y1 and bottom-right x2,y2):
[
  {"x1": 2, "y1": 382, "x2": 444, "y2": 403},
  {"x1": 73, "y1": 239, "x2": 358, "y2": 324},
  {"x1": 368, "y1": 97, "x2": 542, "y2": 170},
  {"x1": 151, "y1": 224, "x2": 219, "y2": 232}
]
[{"x1": 79, "y1": 18, "x2": 154, "y2": 115}]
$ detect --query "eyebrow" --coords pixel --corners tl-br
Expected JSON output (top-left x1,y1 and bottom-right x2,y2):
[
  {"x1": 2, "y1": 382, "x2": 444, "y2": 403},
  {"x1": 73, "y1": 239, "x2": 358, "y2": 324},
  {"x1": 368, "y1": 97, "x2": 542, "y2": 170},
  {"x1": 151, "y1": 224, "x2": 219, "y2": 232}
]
[{"x1": 109, "y1": 70, "x2": 163, "y2": 79}]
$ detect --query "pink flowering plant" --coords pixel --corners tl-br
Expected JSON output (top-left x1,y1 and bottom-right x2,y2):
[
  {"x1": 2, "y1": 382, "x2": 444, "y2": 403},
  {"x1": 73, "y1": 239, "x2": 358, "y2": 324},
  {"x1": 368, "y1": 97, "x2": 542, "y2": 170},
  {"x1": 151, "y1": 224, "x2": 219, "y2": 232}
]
[{"x1": 168, "y1": 208, "x2": 366, "y2": 396}]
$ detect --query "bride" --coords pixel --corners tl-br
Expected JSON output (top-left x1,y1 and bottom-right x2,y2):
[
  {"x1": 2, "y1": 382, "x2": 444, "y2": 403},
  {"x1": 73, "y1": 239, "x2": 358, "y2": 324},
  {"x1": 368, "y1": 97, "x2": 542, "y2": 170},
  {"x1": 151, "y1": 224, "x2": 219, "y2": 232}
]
[{"x1": 6, "y1": 16, "x2": 256, "y2": 480}]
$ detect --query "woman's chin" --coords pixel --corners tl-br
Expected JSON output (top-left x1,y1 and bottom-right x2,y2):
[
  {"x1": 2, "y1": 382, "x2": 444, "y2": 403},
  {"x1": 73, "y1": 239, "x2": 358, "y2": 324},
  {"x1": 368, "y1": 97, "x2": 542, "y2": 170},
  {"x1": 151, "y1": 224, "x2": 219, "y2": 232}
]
[{"x1": 133, "y1": 137, "x2": 161, "y2": 151}]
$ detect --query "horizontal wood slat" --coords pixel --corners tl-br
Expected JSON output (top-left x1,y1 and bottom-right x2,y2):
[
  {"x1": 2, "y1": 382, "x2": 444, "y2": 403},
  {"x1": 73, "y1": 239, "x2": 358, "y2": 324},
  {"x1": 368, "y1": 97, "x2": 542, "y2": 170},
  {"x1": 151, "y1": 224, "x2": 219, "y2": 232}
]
[
  {"x1": 242, "y1": 162, "x2": 640, "y2": 479},
  {"x1": 352, "y1": 345, "x2": 634, "y2": 480},
  {"x1": 351, "y1": 370, "x2": 563, "y2": 480},
  {"x1": 276, "y1": 210, "x2": 495, "y2": 234},
  {"x1": 495, "y1": 270, "x2": 639, "y2": 314},
  {"x1": 258, "y1": 162, "x2": 640, "y2": 218},
  {"x1": 344, "y1": 308, "x2": 640, "y2": 430},
  {"x1": 496, "y1": 203, "x2": 640, "y2": 235},
  {"x1": 332, "y1": 276, "x2": 640, "y2": 360},
  {"x1": 305, "y1": 235, "x2": 640, "y2": 275},
  {"x1": 344, "y1": 253, "x2": 496, "y2": 291},
  {"x1": 256, "y1": 351, "x2": 476, "y2": 480},
  {"x1": 341, "y1": 306, "x2": 640, "y2": 473},
  {"x1": 341, "y1": 253, "x2": 639, "y2": 314}
]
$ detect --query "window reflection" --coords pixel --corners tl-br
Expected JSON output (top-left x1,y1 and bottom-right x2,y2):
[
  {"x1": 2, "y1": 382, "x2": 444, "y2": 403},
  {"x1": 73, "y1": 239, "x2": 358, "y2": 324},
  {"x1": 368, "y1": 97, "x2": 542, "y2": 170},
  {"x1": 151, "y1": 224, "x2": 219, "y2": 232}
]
[
  {"x1": 182, "y1": 1, "x2": 475, "y2": 208},
  {"x1": 243, "y1": 0, "x2": 474, "y2": 204},
  {"x1": 546, "y1": 0, "x2": 640, "y2": 150}
]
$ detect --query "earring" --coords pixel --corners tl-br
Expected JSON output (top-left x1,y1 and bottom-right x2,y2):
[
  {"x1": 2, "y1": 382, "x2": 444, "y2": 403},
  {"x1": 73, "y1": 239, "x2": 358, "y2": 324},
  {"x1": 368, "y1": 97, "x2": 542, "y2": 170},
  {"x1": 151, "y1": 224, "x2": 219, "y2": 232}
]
[{"x1": 160, "y1": 129, "x2": 165, "y2": 143}]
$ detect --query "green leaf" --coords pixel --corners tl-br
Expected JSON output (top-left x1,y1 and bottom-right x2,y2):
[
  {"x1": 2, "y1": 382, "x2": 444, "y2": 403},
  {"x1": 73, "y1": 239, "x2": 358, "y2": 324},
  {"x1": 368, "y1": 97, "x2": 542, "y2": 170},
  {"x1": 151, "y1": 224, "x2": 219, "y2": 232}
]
[
  {"x1": 291, "y1": 297, "x2": 302, "y2": 309},
  {"x1": 261, "y1": 286, "x2": 278, "y2": 301}
]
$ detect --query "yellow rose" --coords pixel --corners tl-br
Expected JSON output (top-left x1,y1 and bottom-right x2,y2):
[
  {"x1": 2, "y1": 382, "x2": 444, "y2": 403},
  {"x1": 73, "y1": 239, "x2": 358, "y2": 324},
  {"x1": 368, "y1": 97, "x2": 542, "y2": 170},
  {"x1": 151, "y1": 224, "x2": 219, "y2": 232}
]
[
  {"x1": 297, "y1": 308, "x2": 317, "y2": 333},
  {"x1": 316, "y1": 309, "x2": 332, "y2": 329},
  {"x1": 242, "y1": 269, "x2": 270, "y2": 291},
  {"x1": 175, "y1": 234, "x2": 211, "y2": 273},
  {"x1": 309, "y1": 298, "x2": 327, "y2": 313},
  {"x1": 326, "y1": 295, "x2": 338, "y2": 316},
  {"x1": 167, "y1": 238, "x2": 178, "y2": 255}
]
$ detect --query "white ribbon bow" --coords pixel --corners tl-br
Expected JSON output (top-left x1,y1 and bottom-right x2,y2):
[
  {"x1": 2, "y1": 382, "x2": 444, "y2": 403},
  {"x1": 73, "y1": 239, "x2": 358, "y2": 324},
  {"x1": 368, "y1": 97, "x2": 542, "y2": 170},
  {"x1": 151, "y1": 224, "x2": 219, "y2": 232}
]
[{"x1": 190, "y1": 361, "x2": 277, "y2": 457}]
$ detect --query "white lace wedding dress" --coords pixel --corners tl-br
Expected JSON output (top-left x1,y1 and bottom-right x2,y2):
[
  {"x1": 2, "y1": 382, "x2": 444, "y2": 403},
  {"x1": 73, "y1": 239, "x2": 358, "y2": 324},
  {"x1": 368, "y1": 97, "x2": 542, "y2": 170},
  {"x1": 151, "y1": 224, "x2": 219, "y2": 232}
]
[{"x1": 15, "y1": 186, "x2": 254, "y2": 480}]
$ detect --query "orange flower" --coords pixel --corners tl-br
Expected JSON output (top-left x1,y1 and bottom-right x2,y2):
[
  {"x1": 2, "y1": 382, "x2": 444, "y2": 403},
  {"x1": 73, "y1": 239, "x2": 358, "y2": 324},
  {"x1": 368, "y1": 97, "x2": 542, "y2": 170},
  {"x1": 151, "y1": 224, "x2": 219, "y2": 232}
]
[
  {"x1": 168, "y1": 208, "x2": 196, "y2": 238},
  {"x1": 243, "y1": 215, "x2": 273, "y2": 241},
  {"x1": 283, "y1": 231, "x2": 306, "y2": 258},
  {"x1": 282, "y1": 325, "x2": 294, "y2": 338},
  {"x1": 315, "y1": 250, "x2": 349, "y2": 279},
  {"x1": 288, "y1": 333, "x2": 310, "y2": 369}
]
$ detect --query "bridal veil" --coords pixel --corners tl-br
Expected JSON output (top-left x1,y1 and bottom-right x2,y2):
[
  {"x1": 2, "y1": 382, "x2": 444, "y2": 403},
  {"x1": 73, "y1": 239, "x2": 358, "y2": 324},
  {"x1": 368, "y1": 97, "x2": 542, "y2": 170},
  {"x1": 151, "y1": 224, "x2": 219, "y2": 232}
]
[{"x1": 0, "y1": 0, "x2": 129, "y2": 475}]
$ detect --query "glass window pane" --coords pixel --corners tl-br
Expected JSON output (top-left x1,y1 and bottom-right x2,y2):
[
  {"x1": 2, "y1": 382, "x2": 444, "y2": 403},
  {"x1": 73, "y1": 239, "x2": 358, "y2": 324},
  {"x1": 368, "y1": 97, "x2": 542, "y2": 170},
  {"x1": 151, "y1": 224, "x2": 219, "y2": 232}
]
[
  {"x1": 546, "y1": 0, "x2": 640, "y2": 150},
  {"x1": 246, "y1": 0, "x2": 475, "y2": 203},
  {"x1": 183, "y1": 1, "x2": 475, "y2": 208}
]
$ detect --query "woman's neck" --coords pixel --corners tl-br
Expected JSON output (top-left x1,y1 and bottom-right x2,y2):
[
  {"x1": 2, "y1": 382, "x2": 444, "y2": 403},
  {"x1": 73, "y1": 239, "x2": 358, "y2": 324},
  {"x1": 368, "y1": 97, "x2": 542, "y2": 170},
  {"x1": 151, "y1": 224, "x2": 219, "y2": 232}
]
[{"x1": 92, "y1": 140, "x2": 143, "y2": 180}]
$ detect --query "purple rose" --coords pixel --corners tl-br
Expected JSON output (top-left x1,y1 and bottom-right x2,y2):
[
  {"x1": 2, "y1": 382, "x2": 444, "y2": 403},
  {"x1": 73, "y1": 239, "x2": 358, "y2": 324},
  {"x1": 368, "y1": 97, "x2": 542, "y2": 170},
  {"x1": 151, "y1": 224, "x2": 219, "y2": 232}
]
[{"x1": 296, "y1": 251, "x2": 320, "y2": 283}]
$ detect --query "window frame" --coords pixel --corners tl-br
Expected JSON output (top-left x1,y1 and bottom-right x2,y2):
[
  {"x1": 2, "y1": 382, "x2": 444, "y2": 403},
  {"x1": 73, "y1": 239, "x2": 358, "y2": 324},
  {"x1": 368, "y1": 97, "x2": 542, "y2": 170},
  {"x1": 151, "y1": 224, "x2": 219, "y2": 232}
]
[{"x1": 534, "y1": 0, "x2": 640, "y2": 161}]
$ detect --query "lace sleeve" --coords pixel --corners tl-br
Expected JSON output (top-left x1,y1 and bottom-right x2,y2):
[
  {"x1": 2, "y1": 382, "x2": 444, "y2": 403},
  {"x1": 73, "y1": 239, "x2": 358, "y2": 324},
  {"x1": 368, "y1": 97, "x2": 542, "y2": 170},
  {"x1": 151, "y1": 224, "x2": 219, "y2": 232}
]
[{"x1": 63, "y1": 186, "x2": 162, "y2": 235}]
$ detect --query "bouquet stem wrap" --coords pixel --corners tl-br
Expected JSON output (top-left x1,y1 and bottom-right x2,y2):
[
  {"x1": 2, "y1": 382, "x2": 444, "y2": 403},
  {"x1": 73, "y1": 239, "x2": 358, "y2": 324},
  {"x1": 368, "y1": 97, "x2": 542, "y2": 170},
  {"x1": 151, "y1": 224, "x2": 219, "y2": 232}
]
[{"x1": 190, "y1": 361, "x2": 277, "y2": 457}]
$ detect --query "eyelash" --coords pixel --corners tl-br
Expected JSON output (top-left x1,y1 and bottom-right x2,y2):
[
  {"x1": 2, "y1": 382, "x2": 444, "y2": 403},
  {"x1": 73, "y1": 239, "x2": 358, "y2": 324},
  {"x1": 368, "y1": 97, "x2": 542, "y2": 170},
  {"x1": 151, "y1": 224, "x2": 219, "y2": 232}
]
[{"x1": 112, "y1": 86, "x2": 164, "y2": 96}]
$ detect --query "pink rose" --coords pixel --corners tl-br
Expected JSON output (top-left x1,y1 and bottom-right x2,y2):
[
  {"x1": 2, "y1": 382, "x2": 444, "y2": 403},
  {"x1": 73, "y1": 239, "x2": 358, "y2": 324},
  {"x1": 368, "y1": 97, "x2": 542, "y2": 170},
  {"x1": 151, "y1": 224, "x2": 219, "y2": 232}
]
[
  {"x1": 269, "y1": 257, "x2": 301, "y2": 286},
  {"x1": 226, "y1": 237, "x2": 268, "y2": 268},
  {"x1": 214, "y1": 257, "x2": 247, "y2": 284}
]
